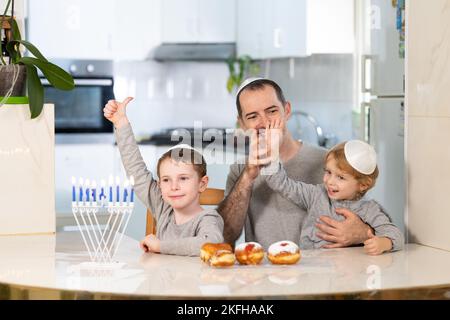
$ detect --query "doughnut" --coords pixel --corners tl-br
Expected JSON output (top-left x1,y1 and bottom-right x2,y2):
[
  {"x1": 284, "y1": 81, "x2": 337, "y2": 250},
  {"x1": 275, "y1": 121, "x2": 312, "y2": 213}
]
[
  {"x1": 209, "y1": 250, "x2": 236, "y2": 267},
  {"x1": 234, "y1": 242, "x2": 265, "y2": 265},
  {"x1": 267, "y1": 240, "x2": 301, "y2": 265},
  {"x1": 200, "y1": 243, "x2": 233, "y2": 264}
]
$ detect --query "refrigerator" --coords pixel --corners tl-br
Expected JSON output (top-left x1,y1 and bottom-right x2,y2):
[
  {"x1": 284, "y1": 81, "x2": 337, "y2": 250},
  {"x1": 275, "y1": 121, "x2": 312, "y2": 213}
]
[{"x1": 360, "y1": 0, "x2": 406, "y2": 234}]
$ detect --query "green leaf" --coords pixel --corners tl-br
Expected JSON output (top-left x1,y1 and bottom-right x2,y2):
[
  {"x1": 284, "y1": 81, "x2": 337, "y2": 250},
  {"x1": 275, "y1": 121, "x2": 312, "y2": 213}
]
[
  {"x1": 5, "y1": 41, "x2": 20, "y2": 63},
  {"x1": 19, "y1": 57, "x2": 74, "y2": 90},
  {"x1": 11, "y1": 19, "x2": 22, "y2": 41},
  {"x1": 10, "y1": 40, "x2": 48, "y2": 62},
  {"x1": 25, "y1": 64, "x2": 44, "y2": 119},
  {"x1": 226, "y1": 77, "x2": 234, "y2": 93}
]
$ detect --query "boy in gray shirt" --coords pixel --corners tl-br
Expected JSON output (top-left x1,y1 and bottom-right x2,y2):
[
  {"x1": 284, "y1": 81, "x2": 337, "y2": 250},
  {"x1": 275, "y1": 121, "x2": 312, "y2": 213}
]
[
  {"x1": 104, "y1": 97, "x2": 224, "y2": 257},
  {"x1": 265, "y1": 137, "x2": 404, "y2": 255}
]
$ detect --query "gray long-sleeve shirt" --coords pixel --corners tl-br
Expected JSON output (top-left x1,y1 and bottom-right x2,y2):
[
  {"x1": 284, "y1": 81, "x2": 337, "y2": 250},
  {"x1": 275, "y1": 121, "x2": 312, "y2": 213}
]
[
  {"x1": 265, "y1": 164, "x2": 404, "y2": 251},
  {"x1": 115, "y1": 123, "x2": 224, "y2": 256}
]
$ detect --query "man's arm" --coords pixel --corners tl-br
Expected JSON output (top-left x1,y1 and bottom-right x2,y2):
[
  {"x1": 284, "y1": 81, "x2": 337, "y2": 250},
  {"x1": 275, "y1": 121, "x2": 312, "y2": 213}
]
[{"x1": 217, "y1": 168, "x2": 255, "y2": 245}]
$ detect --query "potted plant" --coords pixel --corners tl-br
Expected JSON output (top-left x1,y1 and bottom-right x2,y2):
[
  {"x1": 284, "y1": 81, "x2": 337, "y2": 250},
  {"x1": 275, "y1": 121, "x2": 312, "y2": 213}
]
[
  {"x1": 226, "y1": 55, "x2": 260, "y2": 94},
  {"x1": 0, "y1": 0, "x2": 74, "y2": 118}
]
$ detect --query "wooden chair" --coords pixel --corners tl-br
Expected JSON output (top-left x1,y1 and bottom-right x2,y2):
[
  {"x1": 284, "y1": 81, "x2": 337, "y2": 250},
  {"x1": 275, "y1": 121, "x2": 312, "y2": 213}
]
[{"x1": 145, "y1": 188, "x2": 225, "y2": 235}]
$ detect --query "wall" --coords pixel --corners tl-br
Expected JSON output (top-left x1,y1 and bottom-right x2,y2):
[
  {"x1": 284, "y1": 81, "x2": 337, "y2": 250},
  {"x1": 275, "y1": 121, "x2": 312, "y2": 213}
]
[
  {"x1": 113, "y1": 54, "x2": 355, "y2": 145},
  {"x1": 406, "y1": 0, "x2": 450, "y2": 251},
  {"x1": 266, "y1": 54, "x2": 355, "y2": 144},
  {"x1": 113, "y1": 60, "x2": 237, "y2": 137}
]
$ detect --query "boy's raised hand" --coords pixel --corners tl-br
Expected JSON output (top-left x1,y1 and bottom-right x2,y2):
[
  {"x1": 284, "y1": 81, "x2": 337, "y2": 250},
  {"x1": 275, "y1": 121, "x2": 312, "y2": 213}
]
[{"x1": 103, "y1": 97, "x2": 134, "y2": 129}]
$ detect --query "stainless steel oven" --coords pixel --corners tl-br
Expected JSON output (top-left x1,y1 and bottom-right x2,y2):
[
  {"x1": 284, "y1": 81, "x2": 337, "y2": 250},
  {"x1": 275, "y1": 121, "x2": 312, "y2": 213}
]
[{"x1": 40, "y1": 60, "x2": 115, "y2": 133}]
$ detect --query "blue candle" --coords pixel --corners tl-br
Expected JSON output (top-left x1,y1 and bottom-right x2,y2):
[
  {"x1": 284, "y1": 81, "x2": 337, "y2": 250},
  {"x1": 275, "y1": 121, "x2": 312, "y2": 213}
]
[
  {"x1": 85, "y1": 179, "x2": 90, "y2": 202},
  {"x1": 91, "y1": 180, "x2": 97, "y2": 202},
  {"x1": 115, "y1": 176, "x2": 120, "y2": 202},
  {"x1": 108, "y1": 175, "x2": 113, "y2": 203},
  {"x1": 100, "y1": 179, "x2": 106, "y2": 202},
  {"x1": 71, "y1": 177, "x2": 76, "y2": 202},
  {"x1": 123, "y1": 179, "x2": 129, "y2": 202},
  {"x1": 78, "y1": 178, "x2": 84, "y2": 202},
  {"x1": 130, "y1": 176, "x2": 135, "y2": 203}
]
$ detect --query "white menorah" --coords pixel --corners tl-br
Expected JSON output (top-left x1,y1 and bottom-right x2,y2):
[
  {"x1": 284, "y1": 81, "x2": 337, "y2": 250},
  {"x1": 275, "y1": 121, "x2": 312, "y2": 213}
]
[{"x1": 71, "y1": 176, "x2": 135, "y2": 267}]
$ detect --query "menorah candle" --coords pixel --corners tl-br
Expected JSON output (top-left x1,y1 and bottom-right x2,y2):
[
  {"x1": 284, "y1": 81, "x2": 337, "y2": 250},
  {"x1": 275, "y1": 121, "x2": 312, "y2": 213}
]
[
  {"x1": 123, "y1": 179, "x2": 129, "y2": 203},
  {"x1": 78, "y1": 177, "x2": 84, "y2": 202},
  {"x1": 71, "y1": 176, "x2": 76, "y2": 202},
  {"x1": 108, "y1": 175, "x2": 114, "y2": 203},
  {"x1": 85, "y1": 179, "x2": 90, "y2": 202},
  {"x1": 91, "y1": 180, "x2": 97, "y2": 203},
  {"x1": 115, "y1": 176, "x2": 120, "y2": 202},
  {"x1": 130, "y1": 176, "x2": 135, "y2": 203},
  {"x1": 100, "y1": 179, "x2": 106, "y2": 201}
]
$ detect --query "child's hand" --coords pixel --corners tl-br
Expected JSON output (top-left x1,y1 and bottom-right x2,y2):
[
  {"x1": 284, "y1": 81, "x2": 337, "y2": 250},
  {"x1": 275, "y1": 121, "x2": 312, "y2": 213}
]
[
  {"x1": 103, "y1": 97, "x2": 134, "y2": 129},
  {"x1": 266, "y1": 119, "x2": 283, "y2": 162},
  {"x1": 363, "y1": 229, "x2": 392, "y2": 255},
  {"x1": 140, "y1": 234, "x2": 161, "y2": 253}
]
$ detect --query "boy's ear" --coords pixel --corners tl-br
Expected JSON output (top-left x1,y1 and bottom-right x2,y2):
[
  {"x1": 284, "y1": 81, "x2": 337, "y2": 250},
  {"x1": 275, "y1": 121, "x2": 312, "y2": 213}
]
[
  {"x1": 199, "y1": 175, "x2": 209, "y2": 192},
  {"x1": 359, "y1": 178, "x2": 372, "y2": 192}
]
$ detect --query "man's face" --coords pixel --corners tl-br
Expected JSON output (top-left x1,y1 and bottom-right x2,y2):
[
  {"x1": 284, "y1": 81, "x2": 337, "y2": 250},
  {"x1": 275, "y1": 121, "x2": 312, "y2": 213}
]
[{"x1": 238, "y1": 85, "x2": 291, "y2": 132}]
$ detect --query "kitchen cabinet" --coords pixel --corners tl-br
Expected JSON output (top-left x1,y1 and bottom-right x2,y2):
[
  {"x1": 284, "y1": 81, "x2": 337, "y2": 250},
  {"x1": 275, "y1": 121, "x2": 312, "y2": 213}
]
[
  {"x1": 161, "y1": 0, "x2": 236, "y2": 43},
  {"x1": 27, "y1": 0, "x2": 115, "y2": 60},
  {"x1": 27, "y1": 0, "x2": 158, "y2": 61},
  {"x1": 237, "y1": 0, "x2": 353, "y2": 59}
]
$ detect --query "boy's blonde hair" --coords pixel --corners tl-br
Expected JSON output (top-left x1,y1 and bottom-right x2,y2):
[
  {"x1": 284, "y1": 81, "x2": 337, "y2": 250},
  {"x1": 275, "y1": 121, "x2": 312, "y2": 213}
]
[
  {"x1": 326, "y1": 142, "x2": 379, "y2": 197},
  {"x1": 157, "y1": 147, "x2": 207, "y2": 179}
]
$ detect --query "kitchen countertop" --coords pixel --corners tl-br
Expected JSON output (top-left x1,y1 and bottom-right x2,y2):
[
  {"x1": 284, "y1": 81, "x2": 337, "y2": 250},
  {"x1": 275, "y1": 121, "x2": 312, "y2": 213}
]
[{"x1": 1, "y1": 232, "x2": 450, "y2": 299}]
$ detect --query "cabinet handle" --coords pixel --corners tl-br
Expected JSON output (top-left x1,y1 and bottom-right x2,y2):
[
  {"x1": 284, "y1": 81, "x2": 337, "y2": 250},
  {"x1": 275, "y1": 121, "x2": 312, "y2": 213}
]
[
  {"x1": 361, "y1": 55, "x2": 372, "y2": 93},
  {"x1": 273, "y1": 28, "x2": 282, "y2": 48},
  {"x1": 360, "y1": 102, "x2": 371, "y2": 143}
]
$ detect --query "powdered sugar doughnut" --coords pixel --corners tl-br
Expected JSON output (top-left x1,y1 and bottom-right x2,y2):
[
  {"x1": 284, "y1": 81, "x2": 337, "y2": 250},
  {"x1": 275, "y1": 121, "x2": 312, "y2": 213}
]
[
  {"x1": 235, "y1": 242, "x2": 265, "y2": 265},
  {"x1": 267, "y1": 240, "x2": 301, "y2": 265}
]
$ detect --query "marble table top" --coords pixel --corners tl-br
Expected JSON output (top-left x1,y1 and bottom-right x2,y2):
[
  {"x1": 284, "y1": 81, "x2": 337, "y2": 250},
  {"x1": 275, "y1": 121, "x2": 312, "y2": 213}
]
[{"x1": 1, "y1": 231, "x2": 450, "y2": 299}]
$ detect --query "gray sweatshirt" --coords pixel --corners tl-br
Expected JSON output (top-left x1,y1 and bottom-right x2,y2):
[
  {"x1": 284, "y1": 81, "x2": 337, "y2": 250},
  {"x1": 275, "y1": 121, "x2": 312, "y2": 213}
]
[
  {"x1": 265, "y1": 164, "x2": 404, "y2": 251},
  {"x1": 115, "y1": 123, "x2": 224, "y2": 256}
]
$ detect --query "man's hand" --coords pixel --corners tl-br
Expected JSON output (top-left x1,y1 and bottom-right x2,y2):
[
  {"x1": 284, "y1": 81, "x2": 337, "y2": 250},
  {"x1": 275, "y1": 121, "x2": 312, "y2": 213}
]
[
  {"x1": 139, "y1": 234, "x2": 161, "y2": 253},
  {"x1": 103, "y1": 97, "x2": 134, "y2": 129},
  {"x1": 316, "y1": 208, "x2": 372, "y2": 248}
]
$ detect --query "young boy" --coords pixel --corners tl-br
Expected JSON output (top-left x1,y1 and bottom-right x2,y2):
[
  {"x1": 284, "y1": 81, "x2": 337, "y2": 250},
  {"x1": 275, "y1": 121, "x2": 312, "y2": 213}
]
[
  {"x1": 263, "y1": 120, "x2": 404, "y2": 255},
  {"x1": 103, "y1": 97, "x2": 224, "y2": 256}
]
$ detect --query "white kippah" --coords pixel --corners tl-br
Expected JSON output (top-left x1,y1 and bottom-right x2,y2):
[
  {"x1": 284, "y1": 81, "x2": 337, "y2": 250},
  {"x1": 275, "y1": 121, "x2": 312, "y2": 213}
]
[
  {"x1": 344, "y1": 140, "x2": 377, "y2": 175},
  {"x1": 236, "y1": 77, "x2": 266, "y2": 98},
  {"x1": 166, "y1": 144, "x2": 202, "y2": 155}
]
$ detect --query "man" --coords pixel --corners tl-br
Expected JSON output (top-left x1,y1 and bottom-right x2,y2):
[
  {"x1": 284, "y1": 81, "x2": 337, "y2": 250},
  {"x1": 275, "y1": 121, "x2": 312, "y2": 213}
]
[{"x1": 218, "y1": 78, "x2": 372, "y2": 249}]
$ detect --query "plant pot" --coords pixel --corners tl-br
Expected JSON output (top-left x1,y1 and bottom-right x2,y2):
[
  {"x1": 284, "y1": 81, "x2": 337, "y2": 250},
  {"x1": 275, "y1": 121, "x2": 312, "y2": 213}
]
[{"x1": 0, "y1": 64, "x2": 27, "y2": 97}]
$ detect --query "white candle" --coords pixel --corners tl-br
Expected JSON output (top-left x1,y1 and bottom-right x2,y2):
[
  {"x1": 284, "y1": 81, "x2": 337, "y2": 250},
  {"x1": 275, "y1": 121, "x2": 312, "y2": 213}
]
[{"x1": 91, "y1": 180, "x2": 97, "y2": 203}]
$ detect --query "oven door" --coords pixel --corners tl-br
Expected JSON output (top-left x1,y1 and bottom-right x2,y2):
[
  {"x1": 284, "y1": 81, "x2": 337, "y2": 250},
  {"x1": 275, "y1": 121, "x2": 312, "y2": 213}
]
[{"x1": 41, "y1": 77, "x2": 115, "y2": 133}]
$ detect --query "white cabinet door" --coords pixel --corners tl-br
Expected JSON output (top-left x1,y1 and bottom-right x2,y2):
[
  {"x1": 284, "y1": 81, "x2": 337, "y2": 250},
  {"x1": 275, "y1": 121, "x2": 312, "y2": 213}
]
[
  {"x1": 197, "y1": 0, "x2": 236, "y2": 43},
  {"x1": 307, "y1": 0, "x2": 354, "y2": 54},
  {"x1": 161, "y1": 0, "x2": 236, "y2": 43},
  {"x1": 237, "y1": 0, "x2": 307, "y2": 59},
  {"x1": 27, "y1": 0, "x2": 115, "y2": 60}
]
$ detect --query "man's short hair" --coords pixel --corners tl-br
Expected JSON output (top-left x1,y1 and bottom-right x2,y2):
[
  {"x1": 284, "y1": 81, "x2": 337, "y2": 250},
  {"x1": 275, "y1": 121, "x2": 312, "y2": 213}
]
[{"x1": 236, "y1": 79, "x2": 287, "y2": 118}]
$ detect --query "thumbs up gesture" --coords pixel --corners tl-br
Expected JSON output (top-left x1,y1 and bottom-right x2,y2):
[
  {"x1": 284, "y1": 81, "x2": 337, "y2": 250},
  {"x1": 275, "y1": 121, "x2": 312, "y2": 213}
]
[{"x1": 103, "y1": 97, "x2": 134, "y2": 129}]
